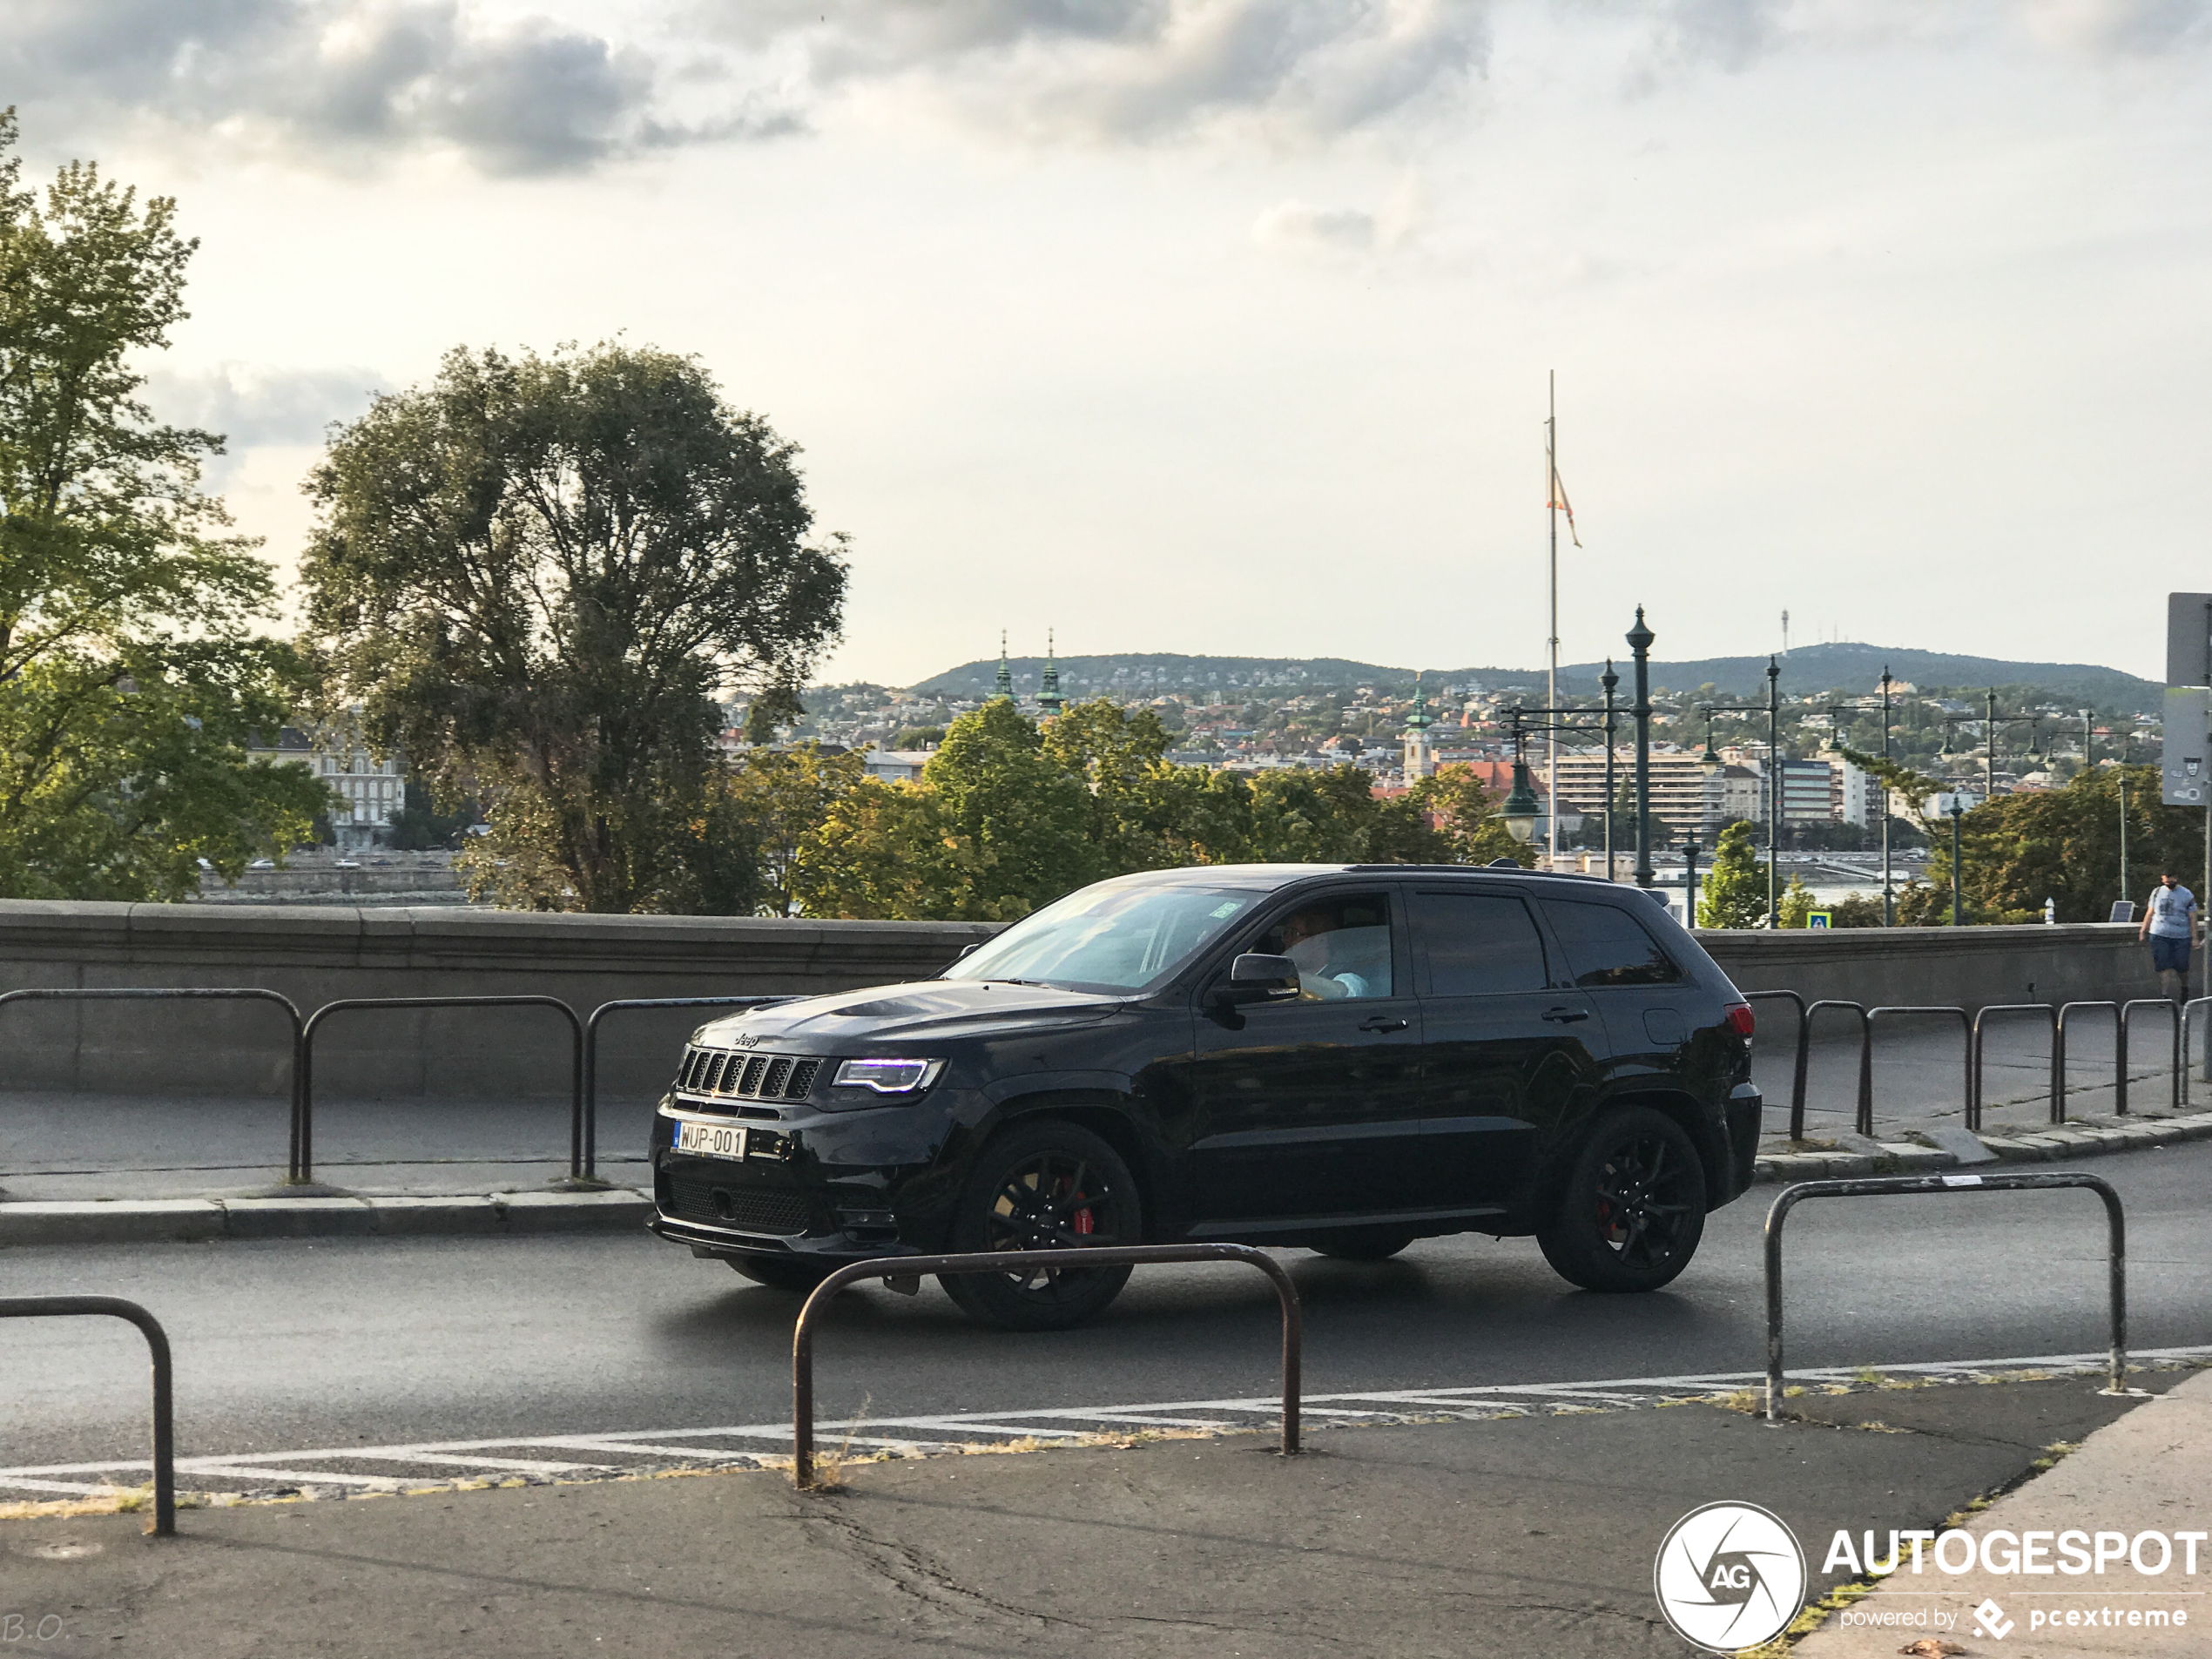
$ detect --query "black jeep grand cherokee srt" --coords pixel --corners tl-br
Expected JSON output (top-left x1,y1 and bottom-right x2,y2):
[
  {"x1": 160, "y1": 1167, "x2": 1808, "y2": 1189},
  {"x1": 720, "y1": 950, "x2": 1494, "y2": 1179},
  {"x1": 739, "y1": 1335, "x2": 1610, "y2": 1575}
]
[{"x1": 647, "y1": 863, "x2": 1763, "y2": 1329}]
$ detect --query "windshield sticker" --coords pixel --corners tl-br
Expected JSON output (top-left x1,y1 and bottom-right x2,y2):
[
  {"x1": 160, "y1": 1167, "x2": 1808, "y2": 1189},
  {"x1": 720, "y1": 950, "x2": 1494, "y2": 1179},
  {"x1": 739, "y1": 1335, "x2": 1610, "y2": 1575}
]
[{"x1": 1209, "y1": 900, "x2": 1246, "y2": 919}]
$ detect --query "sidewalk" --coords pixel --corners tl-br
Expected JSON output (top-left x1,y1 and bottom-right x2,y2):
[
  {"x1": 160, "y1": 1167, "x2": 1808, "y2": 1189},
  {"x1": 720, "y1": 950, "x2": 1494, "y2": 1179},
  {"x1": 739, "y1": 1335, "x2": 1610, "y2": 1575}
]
[
  {"x1": 3, "y1": 1370, "x2": 2195, "y2": 1656},
  {"x1": 0, "y1": 1090, "x2": 657, "y2": 1243},
  {"x1": 1797, "y1": 1366, "x2": 2212, "y2": 1656},
  {"x1": 9, "y1": 1038, "x2": 2212, "y2": 1244}
]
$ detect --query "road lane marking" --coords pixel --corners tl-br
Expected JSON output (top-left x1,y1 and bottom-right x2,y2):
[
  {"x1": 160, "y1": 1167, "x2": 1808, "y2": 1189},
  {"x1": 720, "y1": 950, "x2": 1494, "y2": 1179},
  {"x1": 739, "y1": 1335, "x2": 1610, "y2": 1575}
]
[{"x1": 4, "y1": 1345, "x2": 2206, "y2": 1501}]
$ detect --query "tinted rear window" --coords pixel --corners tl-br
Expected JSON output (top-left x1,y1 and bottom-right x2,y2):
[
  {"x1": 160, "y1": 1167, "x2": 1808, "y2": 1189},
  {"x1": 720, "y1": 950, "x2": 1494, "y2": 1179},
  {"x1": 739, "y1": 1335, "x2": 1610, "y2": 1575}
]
[
  {"x1": 1409, "y1": 891, "x2": 1549, "y2": 996},
  {"x1": 1539, "y1": 898, "x2": 1683, "y2": 987}
]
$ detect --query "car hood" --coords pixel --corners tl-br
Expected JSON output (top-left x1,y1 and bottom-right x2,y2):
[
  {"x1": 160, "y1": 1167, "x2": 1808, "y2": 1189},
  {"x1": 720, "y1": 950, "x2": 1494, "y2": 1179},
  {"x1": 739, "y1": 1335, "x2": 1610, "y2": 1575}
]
[{"x1": 694, "y1": 980, "x2": 1124, "y2": 1049}]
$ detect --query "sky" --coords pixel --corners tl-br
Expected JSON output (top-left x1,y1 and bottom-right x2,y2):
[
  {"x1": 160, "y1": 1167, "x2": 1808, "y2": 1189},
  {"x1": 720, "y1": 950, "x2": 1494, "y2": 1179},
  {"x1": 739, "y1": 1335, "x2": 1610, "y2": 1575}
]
[{"x1": 9, "y1": 0, "x2": 2211, "y2": 689}]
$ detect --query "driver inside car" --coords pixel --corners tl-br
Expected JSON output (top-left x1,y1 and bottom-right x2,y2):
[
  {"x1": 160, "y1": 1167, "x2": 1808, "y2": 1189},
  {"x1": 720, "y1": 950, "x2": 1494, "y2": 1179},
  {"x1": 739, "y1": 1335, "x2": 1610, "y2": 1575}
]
[{"x1": 1263, "y1": 900, "x2": 1390, "y2": 1001}]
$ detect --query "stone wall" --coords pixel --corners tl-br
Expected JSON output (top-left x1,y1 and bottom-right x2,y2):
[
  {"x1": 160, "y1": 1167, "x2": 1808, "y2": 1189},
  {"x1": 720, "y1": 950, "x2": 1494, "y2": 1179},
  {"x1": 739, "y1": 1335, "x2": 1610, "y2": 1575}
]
[
  {"x1": 0, "y1": 900, "x2": 2169, "y2": 1102},
  {"x1": 0, "y1": 902, "x2": 995, "y2": 1101}
]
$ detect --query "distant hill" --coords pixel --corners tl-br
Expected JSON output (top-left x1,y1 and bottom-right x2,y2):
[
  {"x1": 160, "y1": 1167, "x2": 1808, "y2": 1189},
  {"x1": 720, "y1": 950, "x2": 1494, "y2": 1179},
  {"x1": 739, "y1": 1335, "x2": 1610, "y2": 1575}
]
[
  {"x1": 907, "y1": 645, "x2": 2158, "y2": 711},
  {"x1": 1555, "y1": 643, "x2": 2159, "y2": 708}
]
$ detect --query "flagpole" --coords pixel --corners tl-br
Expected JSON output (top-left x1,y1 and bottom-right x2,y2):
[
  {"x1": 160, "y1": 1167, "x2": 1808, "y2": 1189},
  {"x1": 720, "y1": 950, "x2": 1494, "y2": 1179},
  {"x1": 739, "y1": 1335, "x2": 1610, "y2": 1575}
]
[{"x1": 1547, "y1": 371, "x2": 1559, "y2": 867}]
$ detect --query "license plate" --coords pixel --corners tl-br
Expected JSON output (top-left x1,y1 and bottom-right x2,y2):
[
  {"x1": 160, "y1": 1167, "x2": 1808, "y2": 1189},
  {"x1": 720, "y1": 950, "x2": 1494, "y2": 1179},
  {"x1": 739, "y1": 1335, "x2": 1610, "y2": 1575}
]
[{"x1": 676, "y1": 1121, "x2": 748, "y2": 1161}]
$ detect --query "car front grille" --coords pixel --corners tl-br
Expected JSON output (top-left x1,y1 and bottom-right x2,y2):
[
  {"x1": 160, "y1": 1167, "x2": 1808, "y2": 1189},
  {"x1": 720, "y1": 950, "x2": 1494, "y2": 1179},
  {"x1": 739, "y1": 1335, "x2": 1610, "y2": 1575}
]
[
  {"x1": 661, "y1": 1177, "x2": 813, "y2": 1237},
  {"x1": 675, "y1": 1047, "x2": 822, "y2": 1109}
]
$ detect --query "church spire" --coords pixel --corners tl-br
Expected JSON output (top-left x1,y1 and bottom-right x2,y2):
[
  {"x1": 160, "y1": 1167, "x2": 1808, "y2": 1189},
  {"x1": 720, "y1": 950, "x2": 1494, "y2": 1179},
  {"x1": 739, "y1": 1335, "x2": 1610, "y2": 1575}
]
[
  {"x1": 1037, "y1": 629, "x2": 1063, "y2": 718},
  {"x1": 994, "y1": 631, "x2": 1013, "y2": 701}
]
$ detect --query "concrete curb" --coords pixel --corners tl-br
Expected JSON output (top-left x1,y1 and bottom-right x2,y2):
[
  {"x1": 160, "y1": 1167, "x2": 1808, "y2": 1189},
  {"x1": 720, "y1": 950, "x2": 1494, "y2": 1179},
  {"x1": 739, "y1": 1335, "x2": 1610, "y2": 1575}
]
[
  {"x1": 0, "y1": 1187, "x2": 651, "y2": 1247},
  {"x1": 1754, "y1": 1109, "x2": 2212, "y2": 1184}
]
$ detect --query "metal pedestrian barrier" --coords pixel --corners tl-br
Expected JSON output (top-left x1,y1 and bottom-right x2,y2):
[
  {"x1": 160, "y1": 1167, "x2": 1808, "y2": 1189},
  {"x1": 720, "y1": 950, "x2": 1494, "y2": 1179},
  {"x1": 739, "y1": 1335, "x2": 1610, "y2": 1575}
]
[
  {"x1": 0, "y1": 1296, "x2": 175, "y2": 1534},
  {"x1": 1969, "y1": 1003, "x2": 2057, "y2": 1131},
  {"x1": 2117, "y1": 999, "x2": 2182, "y2": 1116},
  {"x1": 0, "y1": 987, "x2": 307, "y2": 1180},
  {"x1": 2182, "y1": 997, "x2": 2212, "y2": 1104},
  {"x1": 1797, "y1": 1000, "x2": 1872, "y2": 1137},
  {"x1": 791, "y1": 1244, "x2": 1303, "y2": 1489},
  {"x1": 1740, "y1": 991, "x2": 1807, "y2": 1138},
  {"x1": 1764, "y1": 1171, "x2": 2128, "y2": 1423},
  {"x1": 299, "y1": 995, "x2": 583, "y2": 1186},
  {"x1": 2054, "y1": 1001, "x2": 2121, "y2": 1124},
  {"x1": 1865, "y1": 1006, "x2": 1971, "y2": 1136},
  {"x1": 580, "y1": 997, "x2": 792, "y2": 1183}
]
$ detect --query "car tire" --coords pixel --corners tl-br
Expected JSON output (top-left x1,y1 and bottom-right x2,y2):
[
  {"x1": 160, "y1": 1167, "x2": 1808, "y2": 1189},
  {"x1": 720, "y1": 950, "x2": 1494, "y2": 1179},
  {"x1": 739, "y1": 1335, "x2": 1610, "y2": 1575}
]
[
  {"x1": 729, "y1": 1256, "x2": 838, "y2": 1293},
  {"x1": 940, "y1": 1119, "x2": 1141, "y2": 1332},
  {"x1": 1311, "y1": 1231, "x2": 1416, "y2": 1262},
  {"x1": 1537, "y1": 1106, "x2": 1707, "y2": 1293}
]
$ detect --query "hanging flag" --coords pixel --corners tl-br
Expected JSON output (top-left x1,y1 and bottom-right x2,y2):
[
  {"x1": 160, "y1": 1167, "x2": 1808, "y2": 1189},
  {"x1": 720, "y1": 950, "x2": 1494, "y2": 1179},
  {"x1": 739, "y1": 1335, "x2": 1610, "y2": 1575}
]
[
  {"x1": 1548, "y1": 462, "x2": 1581, "y2": 548},
  {"x1": 1548, "y1": 462, "x2": 1583, "y2": 553}
]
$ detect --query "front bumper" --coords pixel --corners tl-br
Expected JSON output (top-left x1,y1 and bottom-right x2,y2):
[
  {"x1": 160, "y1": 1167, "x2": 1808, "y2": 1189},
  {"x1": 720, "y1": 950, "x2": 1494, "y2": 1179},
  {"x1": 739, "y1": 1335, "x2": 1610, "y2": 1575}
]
[{"x1": 647, "y1": 1093, "x2": 971, "y2": 1260}]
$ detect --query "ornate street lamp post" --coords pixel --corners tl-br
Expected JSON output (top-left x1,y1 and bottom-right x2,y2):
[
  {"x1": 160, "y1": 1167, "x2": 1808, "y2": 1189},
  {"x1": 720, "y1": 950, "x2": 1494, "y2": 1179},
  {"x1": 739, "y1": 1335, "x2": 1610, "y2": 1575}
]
[
  {"x1": 1629, "y1": 609, "x2": 1656, "y2": 888},
  {"x1": 1601, "y1": 659, "x2": 1620, "y2": 882},
  {"x1": 1682, "y1": 829, "x2": 1703, "y2": 929},
  {"x1": 1949, "y1": 795, "x2": 1966, "y2": 927}
]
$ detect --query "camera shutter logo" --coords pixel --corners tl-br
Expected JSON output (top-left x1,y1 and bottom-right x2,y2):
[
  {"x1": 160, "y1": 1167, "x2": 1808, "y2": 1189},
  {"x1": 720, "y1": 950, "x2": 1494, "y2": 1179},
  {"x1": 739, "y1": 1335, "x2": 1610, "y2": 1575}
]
[{"x1": 1654, "y1": 1501, "x2": 1808, "y2": 1652}]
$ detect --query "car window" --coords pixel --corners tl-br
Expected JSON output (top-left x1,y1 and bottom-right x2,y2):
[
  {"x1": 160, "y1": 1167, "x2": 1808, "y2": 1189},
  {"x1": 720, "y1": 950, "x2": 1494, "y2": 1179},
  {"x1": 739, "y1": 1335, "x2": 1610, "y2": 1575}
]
[
  {"x1": 944, "y1": 881, "x2": 1265, "y2": 993},
  {"x1": 1538, "y1": 898, "x2": 1683, "y2": 987},
  {"x1": 1409, "y1": 891, "x2": 1550, "y2": 996},
  {"x1": 1252, "y1": 893, "x2": 1394, "y2": 1001}
]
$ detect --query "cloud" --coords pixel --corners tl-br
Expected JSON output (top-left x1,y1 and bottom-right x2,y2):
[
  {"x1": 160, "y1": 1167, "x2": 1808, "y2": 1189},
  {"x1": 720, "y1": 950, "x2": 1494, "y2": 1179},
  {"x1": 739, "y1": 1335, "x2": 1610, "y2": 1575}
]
[
  {"x1": 144, "y1": 363, "x2": 388, "y2": 485},
  {"x1": 705, "y1": 0, "x2": 1494, "y2": 143},
  {"x1": 2020, "y1": 0, "x2": 2212, "y2": 56},
  {"x1": 0, "y1": 1, "x2": 795, "y2": 175},
  {"x1": 1252, "y1": 198, "x2": 1381, "y2": 255}
]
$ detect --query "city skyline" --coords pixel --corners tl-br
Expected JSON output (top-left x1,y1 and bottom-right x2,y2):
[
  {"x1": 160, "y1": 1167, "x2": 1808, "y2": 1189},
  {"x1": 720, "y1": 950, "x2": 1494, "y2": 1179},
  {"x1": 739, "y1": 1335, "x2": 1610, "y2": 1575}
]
[{"x1": 8, "y1": 2, "x2": 2209, "y2": 686}]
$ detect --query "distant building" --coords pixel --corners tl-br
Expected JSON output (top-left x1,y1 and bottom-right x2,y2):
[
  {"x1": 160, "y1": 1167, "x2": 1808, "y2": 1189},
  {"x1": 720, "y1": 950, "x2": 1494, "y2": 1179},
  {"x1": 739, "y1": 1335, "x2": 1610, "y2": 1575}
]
[
  {"x1": 249, "y1": 713, "x2": 405, "y2": 851},
  {"x1": 864, "y1": 749, "x2": 933, "y2": 785}
]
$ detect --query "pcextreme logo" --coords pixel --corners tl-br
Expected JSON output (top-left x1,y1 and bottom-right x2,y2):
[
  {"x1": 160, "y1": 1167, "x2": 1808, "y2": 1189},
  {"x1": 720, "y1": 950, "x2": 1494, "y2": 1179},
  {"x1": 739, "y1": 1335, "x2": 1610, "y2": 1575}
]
[{"x1": 1654, "y1": 1501, "x2": 1810, "y2": 1653}]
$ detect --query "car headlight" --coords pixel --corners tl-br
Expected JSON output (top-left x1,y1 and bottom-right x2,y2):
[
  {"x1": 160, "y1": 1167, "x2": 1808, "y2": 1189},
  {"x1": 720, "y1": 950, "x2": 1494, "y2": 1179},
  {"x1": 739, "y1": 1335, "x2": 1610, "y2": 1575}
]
[{"x1": 832, "y1": 1058, "x2": 945, "y2": 1095}]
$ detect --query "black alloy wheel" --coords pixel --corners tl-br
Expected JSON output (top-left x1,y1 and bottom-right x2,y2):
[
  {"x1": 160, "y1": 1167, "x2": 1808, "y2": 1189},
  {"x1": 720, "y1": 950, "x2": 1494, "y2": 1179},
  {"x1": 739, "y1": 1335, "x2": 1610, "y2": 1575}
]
[
  {"x1": 1311, "y1": 1231, "x2": 1417, "y2": 1262},
  {"x1": 1536, "y1": 1106, "x2": 1707, "y2": 1293},
  {"x1": 729, "y1": 1255, "x2": 838, "y2": 1293},
  {"x1": 941, "y1": 1120, "x2": 1141, "y2": 1332}
]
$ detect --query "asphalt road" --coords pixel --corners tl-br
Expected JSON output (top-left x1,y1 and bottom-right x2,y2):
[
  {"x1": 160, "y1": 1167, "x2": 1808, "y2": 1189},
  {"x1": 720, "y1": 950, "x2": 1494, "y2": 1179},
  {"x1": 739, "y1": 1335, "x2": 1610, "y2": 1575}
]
[{"x1": 5, "y1": 1142, "x2": 2209, "y2": 1476}]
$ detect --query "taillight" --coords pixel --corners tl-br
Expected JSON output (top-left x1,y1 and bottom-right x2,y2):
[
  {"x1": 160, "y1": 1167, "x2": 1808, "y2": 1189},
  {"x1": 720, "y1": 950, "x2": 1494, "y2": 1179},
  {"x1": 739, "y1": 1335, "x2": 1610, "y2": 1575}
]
[{"x1": 1723, "y1": 1002, "x2": 1756, "y2": 1039}]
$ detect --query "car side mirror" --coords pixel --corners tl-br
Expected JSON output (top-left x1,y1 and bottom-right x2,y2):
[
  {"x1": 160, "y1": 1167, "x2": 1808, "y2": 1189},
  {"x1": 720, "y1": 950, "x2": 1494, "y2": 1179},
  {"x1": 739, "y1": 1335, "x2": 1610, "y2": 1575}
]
[{"x1": 1215, "y1": 952, "x2": 1301, "y2": 1007}]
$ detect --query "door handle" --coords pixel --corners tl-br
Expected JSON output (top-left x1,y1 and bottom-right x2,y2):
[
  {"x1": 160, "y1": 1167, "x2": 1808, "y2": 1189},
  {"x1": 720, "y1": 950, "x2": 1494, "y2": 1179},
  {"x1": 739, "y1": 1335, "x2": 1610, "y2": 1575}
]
[
  {"x1": 1541, "y1": 1007, "x2": 1590, "y2": 1024},
  {"x1": 1358, "y1": 1015, "x2": 1410, "y2": 1033}
]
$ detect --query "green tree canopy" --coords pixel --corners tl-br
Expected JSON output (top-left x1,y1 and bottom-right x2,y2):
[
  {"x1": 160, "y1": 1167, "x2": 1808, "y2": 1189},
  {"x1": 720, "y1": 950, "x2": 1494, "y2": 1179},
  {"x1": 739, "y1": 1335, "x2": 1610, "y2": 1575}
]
[
  {"x1": 1912, "y1": 764, "x2": 2189, "y2": 925},
  {"x1": 300, "y1": 341, "x2": 846, "y2": 913},
  {"x1": 1697, "y1": 819, "x2": 1767, "y2": 927},
  {"x1": 0, "y1": 112, "x2": 328, "y2": 898},
  {"x1": 794, "y1": 709, "x2": 1533, "y2": 921}
]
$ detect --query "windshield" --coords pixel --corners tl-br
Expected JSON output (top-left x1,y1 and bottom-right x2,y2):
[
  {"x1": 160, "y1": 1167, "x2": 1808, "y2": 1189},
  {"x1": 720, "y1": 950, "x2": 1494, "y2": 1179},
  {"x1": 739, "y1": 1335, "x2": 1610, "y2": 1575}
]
[{"x1": 944, "y1": 882, "x2": 1264, "y2": 994}]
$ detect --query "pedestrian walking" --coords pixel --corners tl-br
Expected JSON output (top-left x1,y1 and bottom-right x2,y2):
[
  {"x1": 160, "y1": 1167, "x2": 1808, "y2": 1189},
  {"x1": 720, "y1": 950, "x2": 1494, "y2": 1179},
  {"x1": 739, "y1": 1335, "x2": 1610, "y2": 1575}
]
[{"x1": 2138, "y1": 867, "x2": 2201, "y2": 1003}]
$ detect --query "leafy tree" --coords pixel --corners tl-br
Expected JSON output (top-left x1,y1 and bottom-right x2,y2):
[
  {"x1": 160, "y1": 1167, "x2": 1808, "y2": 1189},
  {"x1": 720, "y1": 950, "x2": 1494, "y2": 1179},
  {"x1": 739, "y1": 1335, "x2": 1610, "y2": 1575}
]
[
  {"x1": 892, "y1": 725, "x2": 945, "y2": 750},
  {"x1": 796, "y1": 777, "x2": 979, "y2": 920},
  {"x1": 743, "y1": 683, "x2": 806, "y2": 745},
  {"x1": 718, "y1": 742, "x2": 864, "y2": 916},
  {"x1": 387, "y1": 780, "x2": 477, "y2": 850},
  {"x1": 1697, "y1": 819, "x2": 1767, "y2": 927},
  {"x1": 1919, "y1": 764, "x2": 2188, "y2": 924},
  {"x1": 300, "y1": 341, "x2": 846, "y2": 913},
  {"x1": 0, "y1": 113, "x2": 329, "y2": 898},
  {"x1": 1040, "y1": 698, "x2": 1179, "y2": 871},
  {"x1": 1409, "y1": 764, "x2": 1535, "y2": 867},
  {"x1": 924, "y1": 698, "x2": 1098, "y2": 914},
  {"x1": 1776, "y1": 874, "x2": 1816, "y2": 928}
]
